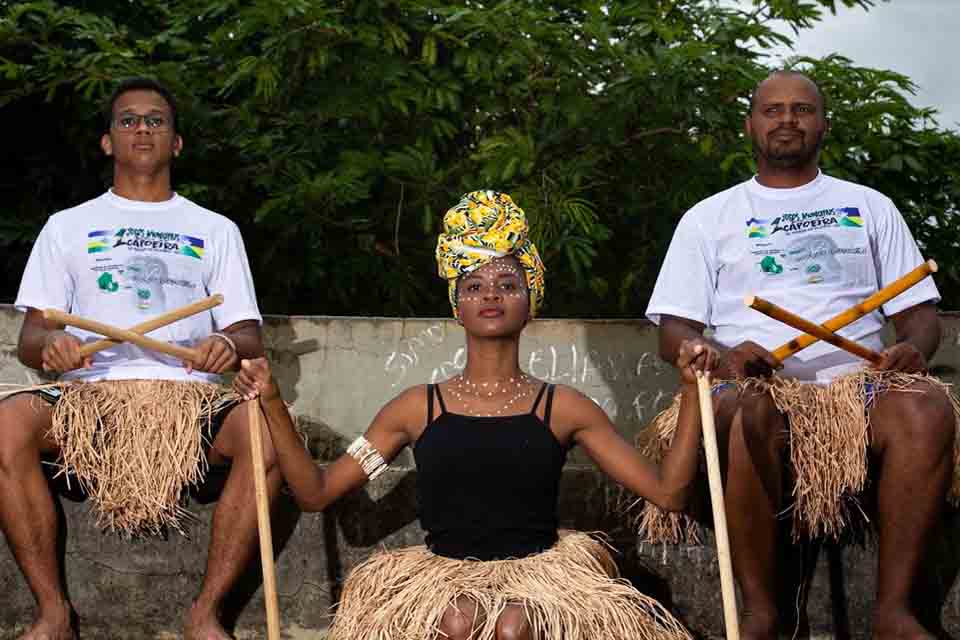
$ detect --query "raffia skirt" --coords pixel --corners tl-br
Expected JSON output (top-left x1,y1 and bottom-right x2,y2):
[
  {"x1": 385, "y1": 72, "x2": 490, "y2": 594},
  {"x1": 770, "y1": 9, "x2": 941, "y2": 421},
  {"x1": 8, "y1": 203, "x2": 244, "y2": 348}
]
[
  {"x1": 3, "y1": 379, "x2": 237, "y2": 536},
  {"x1": 327, "y1": 531, "x2": 691, "y2": 640},
  {"x1": 634, "y1": 370, "x2": 960, "y2": 543}
]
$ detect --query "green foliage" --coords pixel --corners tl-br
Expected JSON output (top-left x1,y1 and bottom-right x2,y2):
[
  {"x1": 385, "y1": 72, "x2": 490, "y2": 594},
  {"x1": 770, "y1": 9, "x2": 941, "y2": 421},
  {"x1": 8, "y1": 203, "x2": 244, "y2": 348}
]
[{"x1": 2, "y1": 0, "x2": 958, "y2": 316}]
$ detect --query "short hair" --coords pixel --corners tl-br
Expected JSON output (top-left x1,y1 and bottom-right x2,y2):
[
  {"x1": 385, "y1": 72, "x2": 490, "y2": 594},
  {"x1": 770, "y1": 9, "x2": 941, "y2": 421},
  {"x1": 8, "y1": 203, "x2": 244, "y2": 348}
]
[
  {"x1": 103, "y1": 77, "x2": 178, "y2": 132},
  {"x1": 749, "y1": 70, "x2": 827, "y2": 115}
]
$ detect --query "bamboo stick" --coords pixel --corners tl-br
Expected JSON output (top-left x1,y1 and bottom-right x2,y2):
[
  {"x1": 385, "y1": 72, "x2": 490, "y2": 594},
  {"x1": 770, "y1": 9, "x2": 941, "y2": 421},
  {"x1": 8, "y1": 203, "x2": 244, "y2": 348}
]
[
  {"x1": 248, "y1": 400, "x2": 281, "y2": 640},
  {"x1": 772, "y1": 260, "x2": 936, "y2": 361},
  {"x1": 746, "y1": 296, "x2": 883, "y2": 365},
  {"x1": 43, "y1": 310, "x2": 201, "y2": 363},
  {"x1": 79, "y1": 295, "x2": 224, "y2": 358},
  {"x1": 697, "y1": 372, "x2": 740, "y2": 640}
]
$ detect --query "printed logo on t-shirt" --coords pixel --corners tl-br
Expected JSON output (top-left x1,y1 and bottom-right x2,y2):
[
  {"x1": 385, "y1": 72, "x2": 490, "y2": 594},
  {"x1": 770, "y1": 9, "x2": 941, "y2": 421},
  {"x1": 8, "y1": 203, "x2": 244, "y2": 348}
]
[
  {"x1": 91, "y1": 255, "x2": 198, "y2": 311},
  {"x1": 746, "y1": 217, "x2": 770, "y2": 238},
  {"x1": 87, "y1": 228, "x2": 205, "y2": 259},
  {"x1": 785, "y1": 234, "x2": 846, "y2": 284},
  {"x1": 759, "y1": 255, "x2": 783, "y2": 275},
  {"x1": 752, "y1": 233, "x2": 867, "y2": 284},
  {"x1": 745, "y1": 207, "x2": 863, "y2": 238}
]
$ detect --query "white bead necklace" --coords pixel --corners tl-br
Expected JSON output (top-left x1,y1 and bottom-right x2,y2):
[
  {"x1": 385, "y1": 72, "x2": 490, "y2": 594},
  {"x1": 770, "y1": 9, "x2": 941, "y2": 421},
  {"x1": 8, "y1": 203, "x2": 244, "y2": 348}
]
[{"x1": 446, "y1": 372, "x2": 536, "y2": 417}]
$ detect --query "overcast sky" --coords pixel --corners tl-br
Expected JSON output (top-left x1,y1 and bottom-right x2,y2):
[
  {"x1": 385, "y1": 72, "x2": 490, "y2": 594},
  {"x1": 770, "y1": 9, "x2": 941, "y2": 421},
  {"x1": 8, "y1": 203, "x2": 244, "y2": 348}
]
[{"x1": 746, "y1": 0, "x2": 960, "y2": 131}]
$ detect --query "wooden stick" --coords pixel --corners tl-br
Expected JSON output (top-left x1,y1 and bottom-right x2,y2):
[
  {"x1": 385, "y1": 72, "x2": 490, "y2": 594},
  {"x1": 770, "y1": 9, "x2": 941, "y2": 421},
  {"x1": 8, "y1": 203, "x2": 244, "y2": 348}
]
[
  {"x1": 697, "y1": 372, "x2": 740, "y2": 640},
  {"x1": 745, "y1": 296, "x2": 884, "y2": 365},
  {"x1": 248, "y1": 400, "x2": 281, "y2": 640},
  {"x1": 79, "y1": 295, "x2": 224, "y2": 358},
  {"x1": 772, "y1": 259, "x2": 937, "y2": 361},
  {"x1": 43, "y1": 310, "x2": 201, "y2": 363}
]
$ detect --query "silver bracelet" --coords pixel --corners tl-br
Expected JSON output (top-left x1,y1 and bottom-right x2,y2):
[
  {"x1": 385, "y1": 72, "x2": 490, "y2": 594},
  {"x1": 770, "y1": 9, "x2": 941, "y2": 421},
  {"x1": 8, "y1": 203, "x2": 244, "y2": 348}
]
[
  {"x1": 346, "y1": 436, "x2": 388, "y2": 480},
  {"x1": 210, "y1": 332, "x2": 237, "y2": 353}
]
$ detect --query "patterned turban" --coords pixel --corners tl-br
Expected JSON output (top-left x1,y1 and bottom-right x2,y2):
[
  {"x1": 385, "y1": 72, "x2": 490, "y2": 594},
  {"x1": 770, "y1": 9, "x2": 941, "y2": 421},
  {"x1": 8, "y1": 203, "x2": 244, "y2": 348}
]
[{"x1": 436, "y1": 190, "x2": 546, "y2": 318}]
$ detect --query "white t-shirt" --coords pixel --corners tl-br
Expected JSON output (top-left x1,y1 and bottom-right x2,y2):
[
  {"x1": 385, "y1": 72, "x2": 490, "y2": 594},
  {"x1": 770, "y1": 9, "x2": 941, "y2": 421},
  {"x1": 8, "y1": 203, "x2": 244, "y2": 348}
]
[
  {"x1": 15, "y1": 190, "x2": 262, "y2": 383},
  {"x1": 646, "y1": 172, "x2": 939, "y2": 381}
]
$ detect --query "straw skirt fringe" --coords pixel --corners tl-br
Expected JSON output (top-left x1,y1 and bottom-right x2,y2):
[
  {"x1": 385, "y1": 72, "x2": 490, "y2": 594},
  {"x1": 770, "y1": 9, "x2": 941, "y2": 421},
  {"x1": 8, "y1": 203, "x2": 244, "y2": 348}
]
[
  {"x1": 633, "y1": 371, "x2": 960, "y2": 543},
  {"x1": 328, "y1": 531, "x2": 691, "y2": 640},
  {"x1": 4, "y1": 380, "x2": 237, "y2": 536}
]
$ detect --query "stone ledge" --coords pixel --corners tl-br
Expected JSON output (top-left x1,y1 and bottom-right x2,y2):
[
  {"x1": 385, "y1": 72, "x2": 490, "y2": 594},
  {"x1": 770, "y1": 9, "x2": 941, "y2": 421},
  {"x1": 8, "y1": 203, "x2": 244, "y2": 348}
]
[
  {"x1": 2, "y1": 310, "x2": 959, "y2": 638},
  {"x1": 4, "y1": 467, "x2": 960, "y2": 639}
]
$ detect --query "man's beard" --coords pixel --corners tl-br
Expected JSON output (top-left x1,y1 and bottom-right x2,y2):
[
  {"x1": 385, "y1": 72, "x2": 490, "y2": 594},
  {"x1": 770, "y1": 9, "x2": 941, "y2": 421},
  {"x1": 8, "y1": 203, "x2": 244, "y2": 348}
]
[{"x1": 753, "y1": 128, "x2": 824, "y2": 169}]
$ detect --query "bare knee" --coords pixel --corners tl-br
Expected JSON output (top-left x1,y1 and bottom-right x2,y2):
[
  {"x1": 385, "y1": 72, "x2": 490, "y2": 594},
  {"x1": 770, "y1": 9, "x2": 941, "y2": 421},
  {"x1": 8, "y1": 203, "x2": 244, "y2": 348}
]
[
  {"x1": 715, "y1": 388, "x2": 786, "y2": 500},
  {"x1": 495, "y1": 605, "x2": 530, "y2": 640},
  {"x1": 873, "y1": 382, "x2": 955, "y2": 455},
  {"x1": 209, "y1": 403, "x2": 277, "y2": 470},
  {"x1": 716, "y1": 387, "x2": 784, "y2": 452},
  {"x1": 438, "y1": 597, "x2": 480, "y2": 640},
  {"x1": 738, "y1": 389, "x2": 785, "y2": 443},
  {"x1": 0, "y1": 395, "x2": 51, "y2": 473},
  {"x1": 254, "y1": 421, "x2": 278, "y2": 472}
]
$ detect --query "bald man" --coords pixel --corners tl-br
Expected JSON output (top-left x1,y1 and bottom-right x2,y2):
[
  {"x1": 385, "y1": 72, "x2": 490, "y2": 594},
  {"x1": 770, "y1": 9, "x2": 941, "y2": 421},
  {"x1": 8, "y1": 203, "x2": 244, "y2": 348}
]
[{"x1": 647, "y1": 71, "x2": 953, "y2": 639}]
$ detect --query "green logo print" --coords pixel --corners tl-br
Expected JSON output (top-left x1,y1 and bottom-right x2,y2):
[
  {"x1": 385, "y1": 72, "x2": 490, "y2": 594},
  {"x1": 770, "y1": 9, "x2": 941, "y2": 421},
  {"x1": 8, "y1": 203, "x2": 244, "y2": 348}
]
[
  {"x1": 97, "y1": 272, "x2": 119, "y2": 292},
  {"x1": 759, "y1": 255, "x2": 783, "y2": 275}
]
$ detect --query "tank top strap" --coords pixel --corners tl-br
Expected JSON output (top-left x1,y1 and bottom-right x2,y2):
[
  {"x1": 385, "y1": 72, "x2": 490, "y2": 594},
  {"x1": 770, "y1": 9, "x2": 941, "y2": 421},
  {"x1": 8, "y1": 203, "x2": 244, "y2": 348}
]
[
  {"x1": 544, "y1": 384, "x2": 556, "y2": 427},
  {"x1": 529, "y1": 382, "x2": 549, "y2": 416},
  {"x1": 427, "y1": 384, "x2": 435, "y2": 424},
  {"x1": 434, "y1": 383, "x2": 448, "y2": 414}
]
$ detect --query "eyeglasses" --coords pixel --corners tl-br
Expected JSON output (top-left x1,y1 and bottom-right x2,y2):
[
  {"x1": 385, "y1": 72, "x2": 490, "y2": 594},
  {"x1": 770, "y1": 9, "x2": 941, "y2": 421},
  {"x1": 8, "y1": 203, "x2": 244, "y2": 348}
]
[{"x1": 112, "y1": 113, "x2": 171, "y2": 132}]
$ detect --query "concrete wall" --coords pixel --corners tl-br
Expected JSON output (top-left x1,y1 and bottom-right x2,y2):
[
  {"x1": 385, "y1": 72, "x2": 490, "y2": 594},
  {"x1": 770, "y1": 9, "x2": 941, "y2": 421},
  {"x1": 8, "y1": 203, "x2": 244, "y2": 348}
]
[{"x1": 2, "y1": 308, "x2": 960, "y2": 638}]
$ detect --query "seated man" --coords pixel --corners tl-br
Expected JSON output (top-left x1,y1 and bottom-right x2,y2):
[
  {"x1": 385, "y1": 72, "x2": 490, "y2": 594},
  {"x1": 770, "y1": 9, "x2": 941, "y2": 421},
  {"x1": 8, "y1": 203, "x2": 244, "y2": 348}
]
[
  {"x1": 0, "y1": 77, "x2": 277, "y2": 640},
  {"x1": 644, "y1": 70, "x2": 957, "y2": 639}
]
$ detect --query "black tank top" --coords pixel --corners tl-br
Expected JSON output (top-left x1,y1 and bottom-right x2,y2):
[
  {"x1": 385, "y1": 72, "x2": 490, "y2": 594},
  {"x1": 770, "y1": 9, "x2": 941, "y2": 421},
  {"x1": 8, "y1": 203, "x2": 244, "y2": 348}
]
[{"x1": 414, "y1": 383, "x2": 567, "y2": 561}]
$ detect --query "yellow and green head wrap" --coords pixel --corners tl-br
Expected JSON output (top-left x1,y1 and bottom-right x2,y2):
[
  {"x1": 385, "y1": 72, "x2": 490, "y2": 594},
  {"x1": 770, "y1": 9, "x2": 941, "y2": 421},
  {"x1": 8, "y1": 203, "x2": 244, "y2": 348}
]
[{"x1": 436, "y1": 190, "x2": 546, "y2": 318}]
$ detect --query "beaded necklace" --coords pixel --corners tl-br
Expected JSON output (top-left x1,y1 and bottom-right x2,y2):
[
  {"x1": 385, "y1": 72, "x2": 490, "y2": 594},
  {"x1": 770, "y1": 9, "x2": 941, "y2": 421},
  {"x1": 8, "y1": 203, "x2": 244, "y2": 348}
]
[{"x1": 445, "y1": 372, "x2": 536, "y2": 417}]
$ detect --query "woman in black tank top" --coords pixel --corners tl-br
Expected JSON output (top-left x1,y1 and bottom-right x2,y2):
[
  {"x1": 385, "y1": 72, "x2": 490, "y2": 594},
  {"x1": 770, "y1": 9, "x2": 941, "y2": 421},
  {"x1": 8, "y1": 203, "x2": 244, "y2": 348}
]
[{"x1": 236, "y1": 192, "x2": 718, "y2": 640}]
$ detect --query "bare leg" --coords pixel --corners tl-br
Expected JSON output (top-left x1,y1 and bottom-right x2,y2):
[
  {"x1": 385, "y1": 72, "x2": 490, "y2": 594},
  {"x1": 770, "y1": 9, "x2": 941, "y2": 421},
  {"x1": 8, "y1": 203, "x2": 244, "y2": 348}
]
[
  {"x1": 184, "y1": 404, "x2": 281, "y2": 640},
  {"x1": 436, "y1": 596, "x2": 482, "y2": 640},
  {"x1": 714, "y1": 388, "x2": 786, "y2": 639},
  {"x1": 495, "y1": 604, "x2": 531, "y2": 640},
  {"x1": 0, "y1": 394, "x2": 76, "y2": 640},
  {"x1": 869, "y1": 382, "x2": 954, "y2": 640}
]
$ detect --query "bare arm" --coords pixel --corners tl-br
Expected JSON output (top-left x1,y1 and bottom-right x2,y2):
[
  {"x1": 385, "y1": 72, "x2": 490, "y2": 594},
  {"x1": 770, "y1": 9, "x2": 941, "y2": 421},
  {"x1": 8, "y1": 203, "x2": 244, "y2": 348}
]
[
  {"x1": 223, "y1": 320, "x2": 265, "y2": 359},
  {"x1": 659, "y1": 314, "x2": 710, "y2": 364},
  {"x1": 19, "y1": 307, "x2": 264, "y2": 375},
  {"x1": 568, "y1": 341, "x2": 718, "y2": 512},
  {"x1": 236, "y1": 357, "x2": 414, "y2": 512},
  {"x1": 660, "y1": 314, "x2": 781, "y2": 379},
  {"x1": 187, "y1": 319, "x2": 264, "y2": 374},
  {"x1": 875, "y1": 302, "x2": 940, "y2": 373},
  {"x1": 18, "y1": 308, "x2": 90, "y2": 373}
]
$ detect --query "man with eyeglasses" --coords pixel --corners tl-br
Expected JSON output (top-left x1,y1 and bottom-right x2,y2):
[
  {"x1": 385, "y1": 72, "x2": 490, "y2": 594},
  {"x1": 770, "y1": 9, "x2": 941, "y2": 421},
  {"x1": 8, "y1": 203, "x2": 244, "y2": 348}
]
[{"x1": 3, "y1": 77, "x2": 276, "y2": 640}]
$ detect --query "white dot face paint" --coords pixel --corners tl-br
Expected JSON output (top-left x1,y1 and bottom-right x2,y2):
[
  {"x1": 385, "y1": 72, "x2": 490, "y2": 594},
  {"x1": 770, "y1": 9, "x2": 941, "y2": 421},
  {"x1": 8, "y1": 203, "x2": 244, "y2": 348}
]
[
  {"x1": 456, "y1": 256, "x2": 530, "y2": 335},
  {"x1": 457, "y1": 258, "x2": 528, "y2": 302}
]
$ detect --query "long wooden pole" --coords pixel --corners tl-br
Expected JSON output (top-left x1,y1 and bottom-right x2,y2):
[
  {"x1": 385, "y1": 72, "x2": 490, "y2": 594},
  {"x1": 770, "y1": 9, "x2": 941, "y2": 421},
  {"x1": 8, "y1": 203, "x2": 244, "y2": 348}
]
[
  {"x1": 771, "y1": 259, "x2": 936, "y2": 362},
  {"x1": 79, "y1": 294, "x2": 223, "y2": 358},
  {"x1": 43, "y1": 309, "x2": 201, "y2": 363},
  {"x1": 746, "y1": 296, "x2": 884, "y2": 365},
  {"x1": 248, "y1": 400, "x2": 281, "y2": 640},
  {"x1": 697, "y1": 372, "x2": 740, "y2": 640}
]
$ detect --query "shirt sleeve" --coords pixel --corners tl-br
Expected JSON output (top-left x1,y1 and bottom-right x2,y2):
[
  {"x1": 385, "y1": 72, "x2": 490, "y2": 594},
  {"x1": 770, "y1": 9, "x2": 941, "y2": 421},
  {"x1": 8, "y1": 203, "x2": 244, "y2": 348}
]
[
  {"x1": 207, "y1": 221, "x2": 262, "y2": 329},
  {"x1": 14, "y1": 217, "x2": 73, "y2": 313},
  {"x1": 870, "y1": 195, "x2": 940, "y2": 317},
  {"x1": 646, "y1": 207, "x2": 716, "y2": 326}
]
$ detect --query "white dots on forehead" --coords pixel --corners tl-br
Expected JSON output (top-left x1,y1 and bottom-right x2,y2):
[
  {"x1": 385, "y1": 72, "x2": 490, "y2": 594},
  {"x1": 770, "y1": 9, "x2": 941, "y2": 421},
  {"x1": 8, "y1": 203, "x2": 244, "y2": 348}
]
[
  {"x1": 458, "y1": 259, "x2": 527, "y2": 290},
  {"x1": 472, "y1": 257, "x2": 524, "y2": 277},
  {"x1": 455, "y1": 257, "x2": 531, "y2": 308}
]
